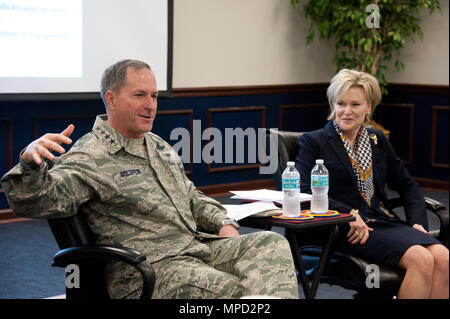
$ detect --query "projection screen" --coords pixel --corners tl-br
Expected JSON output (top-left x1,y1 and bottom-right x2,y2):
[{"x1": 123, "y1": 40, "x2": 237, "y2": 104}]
[{"x1": 0, "y1": 0, "x2": 172, "y2": 98}]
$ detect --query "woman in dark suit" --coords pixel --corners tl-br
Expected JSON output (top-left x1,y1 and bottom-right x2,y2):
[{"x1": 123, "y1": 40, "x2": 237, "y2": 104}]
[{"x1": 295, "y1": 69, "x2": 448, "y2": 298}]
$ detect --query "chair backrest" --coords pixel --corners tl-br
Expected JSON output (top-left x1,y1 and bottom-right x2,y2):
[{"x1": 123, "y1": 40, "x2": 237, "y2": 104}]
[
  {"x1": 267, "y1": 128, "x2": 304, "y2": 191},
  {"x1": 44, "y1": 158, "x2": 96, "y2": 250},
  {"x1": 47, "y1": 211, "x2": 96, "y2": 250},
  {"x1": 47, "y1": 211, "x2": 109, "y2": 299}
]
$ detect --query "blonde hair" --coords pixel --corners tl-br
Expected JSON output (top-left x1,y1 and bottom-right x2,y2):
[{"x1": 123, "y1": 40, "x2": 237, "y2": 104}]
[{"x1": 326, "y1": 69, "x2": 382, "y2": 124}]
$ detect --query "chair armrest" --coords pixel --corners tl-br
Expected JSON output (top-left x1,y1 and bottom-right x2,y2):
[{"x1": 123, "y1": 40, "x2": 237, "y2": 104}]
[
  {"x1": 52, "y1": 245, "x2": 155, "y2": 299},
  {"x1": 53, "y1": 245, "x2": 145, "y2": 266},
  {"x1": 424, "y1": 197, "x2": 449, "y2": 245},
  {"x1": 424, "y1": 196, "x2": 447, "y2": 212}
]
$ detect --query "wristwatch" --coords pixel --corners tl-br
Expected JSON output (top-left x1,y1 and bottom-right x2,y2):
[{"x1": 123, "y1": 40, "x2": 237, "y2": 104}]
[{"x1": 218, "y1": 218, "x2": 240, "y2": 231}]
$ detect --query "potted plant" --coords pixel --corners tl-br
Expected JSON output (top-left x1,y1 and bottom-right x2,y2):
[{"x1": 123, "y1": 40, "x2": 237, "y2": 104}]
[{"x1": 291, "y1": 0, "x2": 442, "y2": 94}]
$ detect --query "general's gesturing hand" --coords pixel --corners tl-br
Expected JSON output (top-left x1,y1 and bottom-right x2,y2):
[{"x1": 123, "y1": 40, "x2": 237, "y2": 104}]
[{"x1": 21, "y1": 124, "x2": 75, "y2": 165}]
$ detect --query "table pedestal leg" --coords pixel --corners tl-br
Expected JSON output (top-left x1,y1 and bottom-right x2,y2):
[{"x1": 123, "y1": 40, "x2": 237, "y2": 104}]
[{"x1": 285, "y1": 225, "x2": 339, "y2": 299}]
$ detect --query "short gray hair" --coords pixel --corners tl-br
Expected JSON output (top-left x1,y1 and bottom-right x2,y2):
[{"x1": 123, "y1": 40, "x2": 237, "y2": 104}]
[{"x1": 100, "y1": 59, "x2": 152, "y2": 108}]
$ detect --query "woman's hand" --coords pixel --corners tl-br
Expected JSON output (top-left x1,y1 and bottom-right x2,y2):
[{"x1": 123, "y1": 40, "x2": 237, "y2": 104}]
[
  {"x1": 347, "y1": 209, "x2": 374, "y2": 245},
  {"x1": 412, "y1": 224, "x2": 429, "y2": 235}
]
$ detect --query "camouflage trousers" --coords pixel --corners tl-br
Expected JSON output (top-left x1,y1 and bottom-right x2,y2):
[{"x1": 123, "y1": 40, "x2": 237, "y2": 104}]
[{"x1": 108, "y1": 231, "x2": 299, "y2": 299}]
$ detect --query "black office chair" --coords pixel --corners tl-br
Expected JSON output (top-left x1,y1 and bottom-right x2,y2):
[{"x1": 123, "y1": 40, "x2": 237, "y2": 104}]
[
  {"x1": 268, "y1": 128, "x2": 449, "y2": 299},
  {"x1": 48, "y1": 211, "x2": 156, "y2": 299}
]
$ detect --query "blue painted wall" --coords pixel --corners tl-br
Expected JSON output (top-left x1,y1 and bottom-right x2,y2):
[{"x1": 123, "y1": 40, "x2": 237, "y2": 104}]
[{"x1": 0, "y1": 86, "x2": 448, "y2": 210}]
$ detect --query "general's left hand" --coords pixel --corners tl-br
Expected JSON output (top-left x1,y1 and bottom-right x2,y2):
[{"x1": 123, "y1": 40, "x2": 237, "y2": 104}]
[{"x1": 218, "y1": 225, "x2": 239, "y2": 238}]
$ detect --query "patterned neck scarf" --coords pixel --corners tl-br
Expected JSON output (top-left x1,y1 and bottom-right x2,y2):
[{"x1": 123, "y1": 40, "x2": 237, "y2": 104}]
[{"x1": 333, "y1": 121, "x2": 375, "y2": 206}]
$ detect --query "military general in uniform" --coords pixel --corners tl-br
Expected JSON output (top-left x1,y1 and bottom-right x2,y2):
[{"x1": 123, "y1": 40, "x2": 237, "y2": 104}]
[{"x1": 1, "y1": 59, "x2": 299, "y2": 299}]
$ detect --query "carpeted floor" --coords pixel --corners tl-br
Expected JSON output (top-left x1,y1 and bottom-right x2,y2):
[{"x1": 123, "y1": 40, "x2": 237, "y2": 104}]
[{"x1": 0, "y1": 189, "x2": 447, "y2": 299}]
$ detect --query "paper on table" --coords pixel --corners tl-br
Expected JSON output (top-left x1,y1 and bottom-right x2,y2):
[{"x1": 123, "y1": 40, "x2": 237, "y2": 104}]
[
  {"x1": 230, "y1": 189, "x2": 283, "y2": 202},
  {"x1": 223, "y1": 201, "x2": 280, "y2": 221},
  {"x1": 230, "y1": 189, "x2": 312, "y2": 204}
]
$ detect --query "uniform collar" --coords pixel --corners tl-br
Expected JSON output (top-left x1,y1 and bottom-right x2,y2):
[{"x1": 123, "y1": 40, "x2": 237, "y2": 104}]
[
  {"x1": 92, "y1": 115, "x2": 123, "y2": 154},
  {"x1": 93, "y1": 114, "x2": 148, "y2": 158}
]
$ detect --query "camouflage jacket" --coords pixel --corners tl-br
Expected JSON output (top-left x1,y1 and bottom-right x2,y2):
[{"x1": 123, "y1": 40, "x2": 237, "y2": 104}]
[{"x1": 1, "y1": 115, "x2": 227, "y2": 263}]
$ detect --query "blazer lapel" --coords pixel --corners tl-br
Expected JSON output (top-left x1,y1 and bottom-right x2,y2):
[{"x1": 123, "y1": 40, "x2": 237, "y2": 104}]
[
  {"x1": 368, "y1": 131, "x2": 385, "y2": 195},
  {"x1": 324, "y1": 121, "x2": 358, "y2": 188}
]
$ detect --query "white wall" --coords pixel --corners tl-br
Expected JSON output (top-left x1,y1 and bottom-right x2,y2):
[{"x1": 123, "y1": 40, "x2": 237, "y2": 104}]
[
  {"x1": 384, "y1": 0, "x2": 449, "y2": 85},
  {"x1": 172, "y1": 0, "x2": 449, "y2": 88}
]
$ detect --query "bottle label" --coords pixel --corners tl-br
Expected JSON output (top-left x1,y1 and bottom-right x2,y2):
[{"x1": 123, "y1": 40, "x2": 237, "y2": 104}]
[
  {"x1": 282, "y1": 178, "x2": 300, "y2": 190},
  {"x1": 311, "y1": 175, "x2": 328, "y2": 187}
]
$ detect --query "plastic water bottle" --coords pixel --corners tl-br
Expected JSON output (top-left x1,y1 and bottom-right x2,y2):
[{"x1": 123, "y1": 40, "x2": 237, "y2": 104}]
[
  {"x1": 282, "y1": 161, "x2": 300, "y2": 217},
  {"x1": 310, "y1": 159, "x2": 329, "y2": 213}
]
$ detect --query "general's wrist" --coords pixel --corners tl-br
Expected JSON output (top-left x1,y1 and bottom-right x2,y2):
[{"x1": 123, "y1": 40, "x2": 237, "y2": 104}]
[
  {"x1": 19, "y1": 149, "x2": 43, "y2": 172},
  {"x1": 217, "y1": 218, "x2": 240, "y2": 232}
]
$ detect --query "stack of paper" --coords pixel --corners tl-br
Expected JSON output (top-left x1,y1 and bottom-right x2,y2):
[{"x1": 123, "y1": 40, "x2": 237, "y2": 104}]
[
  {"x1": 223, "y1": 201, "x2": 280, "y2": 221},
  {"x1": 229, "y1": 189, "x2": 312, "y2": 204}
]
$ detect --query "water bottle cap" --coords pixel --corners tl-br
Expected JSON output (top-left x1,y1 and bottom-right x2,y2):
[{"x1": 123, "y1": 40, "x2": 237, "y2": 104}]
[
  {"x1": 316, "y1": 159, "x2": 324, "y2": 164},
  {"x1": 287, "y1": 161, "x2": 295, "y2": 167}
]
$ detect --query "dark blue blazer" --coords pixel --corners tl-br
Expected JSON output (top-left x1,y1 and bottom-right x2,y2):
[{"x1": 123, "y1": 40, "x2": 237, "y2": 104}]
[{"x1": 295, "y1": 121, "x2": 428, "y2": 229}]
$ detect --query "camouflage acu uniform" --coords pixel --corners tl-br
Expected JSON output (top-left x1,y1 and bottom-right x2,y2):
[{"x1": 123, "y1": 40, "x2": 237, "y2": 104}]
[{"x1": 1, "y1": 115, "x2": 298, "y2": 299}]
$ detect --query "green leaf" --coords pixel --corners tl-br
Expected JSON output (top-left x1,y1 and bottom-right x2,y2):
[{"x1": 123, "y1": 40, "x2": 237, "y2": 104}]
[
  {"x1": 306, "y1": 30, "x2": 315, "y2": 45},
  {"x1": 359, "y1": 16, "x2": 364, "y2": 26}
]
